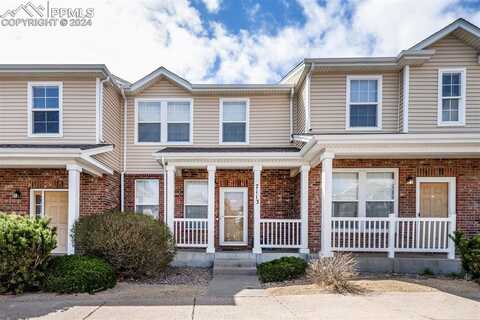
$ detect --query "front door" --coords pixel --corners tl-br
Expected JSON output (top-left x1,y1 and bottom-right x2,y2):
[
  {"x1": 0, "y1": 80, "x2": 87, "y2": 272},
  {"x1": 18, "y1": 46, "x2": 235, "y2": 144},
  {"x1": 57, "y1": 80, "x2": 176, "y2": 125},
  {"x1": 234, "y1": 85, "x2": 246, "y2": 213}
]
[
  {"x1": 220, "y1": 187, "x2": 248, "y2": 246},
  {"x1": 32, "y1": 190, "x2": 68, "y2": 254}
]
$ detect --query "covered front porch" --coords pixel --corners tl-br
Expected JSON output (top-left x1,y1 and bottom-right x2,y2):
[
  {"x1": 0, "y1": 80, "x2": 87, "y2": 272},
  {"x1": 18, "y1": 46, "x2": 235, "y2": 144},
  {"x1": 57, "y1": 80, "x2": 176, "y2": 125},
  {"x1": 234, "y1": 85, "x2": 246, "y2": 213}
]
[{"x1": 155, "y1": 147, "x2": 311, "y2": 254}]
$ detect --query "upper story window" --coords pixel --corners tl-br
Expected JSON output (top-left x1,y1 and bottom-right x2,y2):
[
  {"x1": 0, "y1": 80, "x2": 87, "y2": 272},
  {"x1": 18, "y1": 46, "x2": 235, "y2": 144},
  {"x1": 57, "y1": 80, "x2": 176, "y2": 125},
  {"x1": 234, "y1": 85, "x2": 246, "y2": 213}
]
[
  {"x1": 136, "y1": 99, "x2": 192, "y2": 144},
  {"x1": 333, "y1": 169, "x2": 397, "y2": 218},
  {"x1": 135, "y1": 179, "x2": 159, "y2": 218},
  {"x1": 438, "y1": 68, "x2": 466, "y2": 126},
  {"x1": 346, "y1": 76, "x2": 382, "y2": 130},
  {"x1": 184, "y1": 180, "x2": 208, "y2": 219},
  {"x1": 220, "y1": 98, "x2": 249, "y2": 144},
  {"x1": 28, "y1": 82, "x2": 62, "y2": 136}
]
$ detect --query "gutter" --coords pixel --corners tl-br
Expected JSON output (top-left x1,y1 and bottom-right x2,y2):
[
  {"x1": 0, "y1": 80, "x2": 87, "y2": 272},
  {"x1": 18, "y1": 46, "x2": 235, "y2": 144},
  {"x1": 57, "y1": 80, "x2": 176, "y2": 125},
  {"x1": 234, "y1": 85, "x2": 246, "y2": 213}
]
[
  {"x1": 98, "y1": 76, "x2": 110, "y2": 143},
  {"x1": 161, "y1": 156, "x2": 167, "y2": 224},
  {"x1": 120, "y1": 87, "x2": 127, "y2": 212},
  {"x1": 289, "y1": 88, "x2": 294, "y2": 142}
]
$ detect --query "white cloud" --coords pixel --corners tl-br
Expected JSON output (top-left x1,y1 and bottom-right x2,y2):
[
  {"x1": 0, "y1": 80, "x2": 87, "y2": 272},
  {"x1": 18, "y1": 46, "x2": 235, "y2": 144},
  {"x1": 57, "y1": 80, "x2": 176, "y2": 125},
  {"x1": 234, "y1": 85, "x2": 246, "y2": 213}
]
[
  {"x1": 201, "y1": 0, "x2": 221, "y2": 13},
  {"x1": 0, "y1": 0, "x2": 478, "y2": 84}
]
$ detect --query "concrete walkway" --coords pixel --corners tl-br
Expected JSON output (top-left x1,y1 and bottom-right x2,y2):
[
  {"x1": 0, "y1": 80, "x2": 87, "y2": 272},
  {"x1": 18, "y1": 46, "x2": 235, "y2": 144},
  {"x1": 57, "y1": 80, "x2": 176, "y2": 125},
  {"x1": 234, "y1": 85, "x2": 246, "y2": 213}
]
[{"x1": 1, "y1": 279, "x2": 479, "y2": 319}]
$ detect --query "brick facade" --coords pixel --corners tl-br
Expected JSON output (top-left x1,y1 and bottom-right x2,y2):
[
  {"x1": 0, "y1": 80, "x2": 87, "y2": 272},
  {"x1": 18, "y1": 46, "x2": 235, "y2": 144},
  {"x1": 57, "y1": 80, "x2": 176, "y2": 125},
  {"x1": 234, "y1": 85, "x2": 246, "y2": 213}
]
[
  {"x1": 307, "y1": 159, "x2": 480, "y2": 253},
  {"x1": 0, "y1": 169, "x2": 121, "y2": 216}
]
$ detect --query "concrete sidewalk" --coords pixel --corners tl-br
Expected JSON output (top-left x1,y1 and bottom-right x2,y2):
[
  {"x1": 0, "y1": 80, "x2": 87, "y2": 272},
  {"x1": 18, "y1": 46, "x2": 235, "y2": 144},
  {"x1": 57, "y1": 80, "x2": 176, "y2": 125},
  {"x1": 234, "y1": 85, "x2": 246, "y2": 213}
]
[{"x1": 1, "y1": 277, "x2": 479, "y2": 319}]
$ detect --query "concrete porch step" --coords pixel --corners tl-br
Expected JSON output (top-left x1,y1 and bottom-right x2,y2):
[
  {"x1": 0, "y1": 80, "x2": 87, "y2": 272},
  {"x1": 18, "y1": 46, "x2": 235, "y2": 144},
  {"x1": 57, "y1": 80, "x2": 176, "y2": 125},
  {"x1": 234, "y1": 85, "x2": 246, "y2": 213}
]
[
  {"x1": 213, "y1": 258, "x2": 256, "y2": 268},
  {"x1": 213, "y1": 266, "x2": 257, "y2": 276},
  {"x1": 214, "y1": 251, "x2": 255, "y2": 260}
]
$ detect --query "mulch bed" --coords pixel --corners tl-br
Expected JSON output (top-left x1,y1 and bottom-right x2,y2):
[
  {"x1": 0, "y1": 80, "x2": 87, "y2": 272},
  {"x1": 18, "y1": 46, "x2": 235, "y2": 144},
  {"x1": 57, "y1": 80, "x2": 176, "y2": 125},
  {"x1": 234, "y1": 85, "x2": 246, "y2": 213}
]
[{"x1": 126, "y1": 267, "x2": 212, "y2": 286}]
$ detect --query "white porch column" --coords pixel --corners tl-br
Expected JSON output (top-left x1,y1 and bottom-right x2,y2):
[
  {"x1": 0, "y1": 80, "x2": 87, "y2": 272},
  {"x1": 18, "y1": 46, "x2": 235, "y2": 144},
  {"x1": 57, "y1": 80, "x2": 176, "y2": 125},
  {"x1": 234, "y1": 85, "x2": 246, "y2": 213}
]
[
  {"x1": 67, "y1": 164, "x2": 82, "y2": 255},
  {"x1": 253, "y1": 165, "x2": 262, "y2": 254},
  {"x1": 166, "y1": 165, "x2": 176, "y2": 232},
  {"x1": 300, "y1": 165, "x2": 310, "y2": 254},
  {"x1": 207, "y1": 165, "x2": 216, "y2": 253},
  {"x1": 320, "y1": 152, "x2": 335, "y2": 257}
]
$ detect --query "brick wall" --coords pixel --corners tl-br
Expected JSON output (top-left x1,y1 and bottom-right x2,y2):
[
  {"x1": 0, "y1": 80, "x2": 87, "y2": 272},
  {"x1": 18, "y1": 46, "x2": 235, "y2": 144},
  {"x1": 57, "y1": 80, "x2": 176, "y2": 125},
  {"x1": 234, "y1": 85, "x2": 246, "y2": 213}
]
[
  {"x1": 0, "y1": 169, "x2": 120, "y2": 216},
  {"x1": 307, "y1": 159, "x2": 480, "y2": 252}
]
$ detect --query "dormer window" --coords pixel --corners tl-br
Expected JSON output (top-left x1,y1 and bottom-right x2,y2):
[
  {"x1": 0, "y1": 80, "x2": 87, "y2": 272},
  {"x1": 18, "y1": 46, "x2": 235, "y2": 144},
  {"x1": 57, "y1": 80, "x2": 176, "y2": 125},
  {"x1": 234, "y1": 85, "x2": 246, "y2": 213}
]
[
  {"x1": 438, "y1": 68, "x2": 466, "y2": 126},
  {"x1": 28, "y1": 82, "x2": 62, "y2": 136},
  {"x1": 346, "y1": 75, "x2": 382, "y2": 130}
]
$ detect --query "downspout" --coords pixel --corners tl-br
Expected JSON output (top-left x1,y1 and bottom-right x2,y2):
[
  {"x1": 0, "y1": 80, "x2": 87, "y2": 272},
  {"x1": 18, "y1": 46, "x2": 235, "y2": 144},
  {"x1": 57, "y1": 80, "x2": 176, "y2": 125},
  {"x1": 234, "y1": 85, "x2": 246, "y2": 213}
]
[
  {"x1": 99, "y1": 76, "x2": 110, "y2": 143},
  {"x1": 289, "y1": 87, "x2": 294, "y2": 142},
  {"x1": 120, "y1": 87, "x2": 127, "y2": 212},
  {"x1": 161, "y1": 156, "x2": 167, "y2": 224}
]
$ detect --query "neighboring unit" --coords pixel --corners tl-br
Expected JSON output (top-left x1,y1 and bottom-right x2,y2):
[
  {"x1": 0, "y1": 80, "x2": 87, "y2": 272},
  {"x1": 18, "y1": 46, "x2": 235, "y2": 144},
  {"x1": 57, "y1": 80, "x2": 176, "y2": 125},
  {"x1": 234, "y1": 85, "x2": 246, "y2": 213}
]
[{"x1": 0, "y1": 19, "x2": 479, "y2": 271}]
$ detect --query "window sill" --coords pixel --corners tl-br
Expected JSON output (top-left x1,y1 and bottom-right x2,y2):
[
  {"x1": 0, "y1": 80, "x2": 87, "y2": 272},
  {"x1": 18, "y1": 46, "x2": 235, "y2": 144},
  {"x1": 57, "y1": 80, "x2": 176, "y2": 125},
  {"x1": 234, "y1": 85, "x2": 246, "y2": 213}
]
[
  {"x1": 345, "y1": 127, "x2": 382, "y2": 131},
  {"x1": 437, "y1": 122, "x2": 465, "y2": 127},
  {"x1": 28, "y1": 133, "x2": 63, "y2": 138},
  {"x1": 134, "y1": 141, "x2": 193, "y2": 146}
]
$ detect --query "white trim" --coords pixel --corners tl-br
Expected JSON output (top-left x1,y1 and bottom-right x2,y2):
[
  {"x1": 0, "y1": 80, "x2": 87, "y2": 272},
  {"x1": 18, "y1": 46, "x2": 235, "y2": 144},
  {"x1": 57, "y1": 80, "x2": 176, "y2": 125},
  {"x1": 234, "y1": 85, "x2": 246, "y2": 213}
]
[
  {"x1": 345, "y1": 75, "x2": 383, "y2": 130},
  {"x1": 415, "y1": 177, "x2": 456, "y2": 218},
  {"x1": 219, "y1": 187, "x2": 248, "y2": 246},
  {"x1": 305, "y1": 68, "x2": 312, "y2": 132},
  {"x1": 134, "y1": 179, "x2": 160, "y2": 218},
  {"x1": 252, "y1": 165, "x2": 262, "y2": 254},
  {"x1": 219, "y1": 97, "x2": 250, "y2": 145},
  {"x1": 402, "y1": 65, "x2": 410, "y2": 133},
  {"x1": 299, "y1": 164, "x2": 310, "y2": 254},
  {"x1": 134, "y1": 97, "x2": 193, "y2": 145},
  {"x1": 27, "y1": 81, "x2": 63, "y2": 138},
  {"x1": 332, "y1": 168, "x2": 399, "y2": 218},
  {"x1": 207, "y1": 165, "x2": 216, "y2": 253},
  {"x1": 437, "y1": 68, "x2": 466, "y2": 127}
]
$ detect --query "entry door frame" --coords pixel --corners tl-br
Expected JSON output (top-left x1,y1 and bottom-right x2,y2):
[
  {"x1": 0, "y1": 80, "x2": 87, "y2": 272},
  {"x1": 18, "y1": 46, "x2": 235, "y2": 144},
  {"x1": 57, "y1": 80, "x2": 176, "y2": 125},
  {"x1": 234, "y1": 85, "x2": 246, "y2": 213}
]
[
  {"x1": 219, "y1": 187, "x2": 248, "y2": 246},
  {"x1": 415, "y1": 177, "x2": 456, "y2": 217},
  {"x1": 29, "y1": 189, "x2": 68, "y2": 218}
]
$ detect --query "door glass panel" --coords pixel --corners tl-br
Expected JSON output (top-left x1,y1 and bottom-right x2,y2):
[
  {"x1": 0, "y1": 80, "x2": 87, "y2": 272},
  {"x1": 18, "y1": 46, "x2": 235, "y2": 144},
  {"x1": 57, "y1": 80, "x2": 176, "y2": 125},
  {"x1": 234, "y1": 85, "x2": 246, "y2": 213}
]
[
  {"x1": 419, "y1": 182, "x2": 448, "y2": 218},
  {"x1": 223, "y1": 191, "x2": 245, "y2": 242}
]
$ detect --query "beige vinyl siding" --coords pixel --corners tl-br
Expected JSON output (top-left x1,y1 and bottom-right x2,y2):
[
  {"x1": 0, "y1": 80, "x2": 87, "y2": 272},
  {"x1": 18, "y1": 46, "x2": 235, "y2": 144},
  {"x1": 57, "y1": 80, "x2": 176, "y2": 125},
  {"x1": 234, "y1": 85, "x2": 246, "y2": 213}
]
[
  {"x1": 409, "y1": 35, "x2": 480, "y2": 132},
  {"x1": 310, "y1": 71, "x2": 399, "y2": 133},
  {"x1": 398, "y1": 69, "x2": 404, "y2": 132},
  {"x1": 95, "y1": 83, "x2": 123, "y2": 172},
  {"x1": 294, "y1": 79, "x2": 307, "y2": 134},
  {"x1": 0, "y1": 76, "x2": 97, "y2": 143},
  {"x1": 126, "y1": 77, "x2": 292, "y2": 173}
]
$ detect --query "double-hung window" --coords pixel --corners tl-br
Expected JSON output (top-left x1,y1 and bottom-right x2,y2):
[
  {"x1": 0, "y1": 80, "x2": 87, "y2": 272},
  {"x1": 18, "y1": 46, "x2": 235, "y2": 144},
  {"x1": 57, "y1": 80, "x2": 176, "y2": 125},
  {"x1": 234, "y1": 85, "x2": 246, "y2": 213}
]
[
  {"x1": 28, "y1": 82, "x2": 62, "y2": 136},
  {"x1": 184, "y1": 180, "x2": 208, "y2": 219},
  {"x1": 438, "y1": 68, "x2": 466, "y2": 126},
  {"x1": 135, "y1": 179, "x2": 159, "y2": 218},
  {"x1": 136, "y1": 99, "x2": 192, "y2": 144},
  {"x1": 220, "y1": 99, "x2": 249, "y2": 143},
  {"x1": 333, "y1": 169, "x2": 397, "y2": 218},
  {"x1": 346, "y1": 76, "x2": 382, "y2": 129}
]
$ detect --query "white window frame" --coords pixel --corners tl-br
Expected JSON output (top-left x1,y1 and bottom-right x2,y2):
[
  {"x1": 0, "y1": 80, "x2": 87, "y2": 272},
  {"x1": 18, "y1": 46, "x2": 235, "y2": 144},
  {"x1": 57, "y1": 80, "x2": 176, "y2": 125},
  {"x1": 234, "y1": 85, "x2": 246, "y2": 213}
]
[
  {"x1": 27, "y1": 81, "x2": 63, "y2": 137},
  {"x1": 437, "y1": 68, "x2": 466, "y2": 127},
  {"x1": 184, "y1": 179, "x2": 208, "y2": 219},
  {"x1": 415, "y1": 177, "x2": 456, "y2": 217},
  {"x1": 345, "y1": 75, "x2": 383, "y2": 130},
  {"x1": 134, "y1": 179, "x2": 160, "y2": 218},
  {"x1": 134, "y1": 98, "x2": 193, "y2": 145},
  {"x1": 219, "y1": 97, "x2": 250, "y2": 145},
  {"x1": 333, "y1": 168, "x2": 398, "y2": 218}
]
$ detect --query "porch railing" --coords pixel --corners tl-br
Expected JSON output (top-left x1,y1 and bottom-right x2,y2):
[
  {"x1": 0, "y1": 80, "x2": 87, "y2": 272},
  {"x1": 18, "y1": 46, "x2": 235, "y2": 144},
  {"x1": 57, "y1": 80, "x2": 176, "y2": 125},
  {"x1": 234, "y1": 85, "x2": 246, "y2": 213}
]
[
  {"x1": 260, "y1": 219, "x2": 302, "y2": 248},
  {"x1": 173, "y1": 218, "x2": 208, "y2": 248},
  {"x1": 331, "y1": 214, "x2": 456, "y2": 257}
]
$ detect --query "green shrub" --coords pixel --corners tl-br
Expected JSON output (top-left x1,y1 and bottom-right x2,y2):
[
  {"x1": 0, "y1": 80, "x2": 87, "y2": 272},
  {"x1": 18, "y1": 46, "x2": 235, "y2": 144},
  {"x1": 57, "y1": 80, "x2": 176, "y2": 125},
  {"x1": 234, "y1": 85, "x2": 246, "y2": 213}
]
[
  {"x1": 74, "y1": 211, "x2": 176, "y2": 278},
  {"x1": 257, "y1": 256, "x2": 308, "y2": 283},
  {"x1": 0, "y1": 213, "x2": 57, "y2": 294},
  {"x1": 43, "y1": 255, "x2": 116, "y2": 294},
  {"x1": 450, "y1": 231, "x2": 480, "y2": 278}
]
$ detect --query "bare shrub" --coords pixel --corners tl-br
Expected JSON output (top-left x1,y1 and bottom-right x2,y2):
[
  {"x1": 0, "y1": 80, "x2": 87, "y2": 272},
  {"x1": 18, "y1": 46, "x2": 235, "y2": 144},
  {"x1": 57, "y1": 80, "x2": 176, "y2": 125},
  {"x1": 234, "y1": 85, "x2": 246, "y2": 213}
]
[{"x1": 307, "y1": 253, "x2": 359, "y2": 293}]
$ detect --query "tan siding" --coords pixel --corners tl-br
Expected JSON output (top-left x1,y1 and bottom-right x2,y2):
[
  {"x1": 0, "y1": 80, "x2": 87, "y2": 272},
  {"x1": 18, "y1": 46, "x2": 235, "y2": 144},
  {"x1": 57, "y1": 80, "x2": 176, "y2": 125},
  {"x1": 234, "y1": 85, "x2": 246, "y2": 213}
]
[
  {"x1": 95, "y1": 83, "x2": 123, "y2": 172},
  {"x1": 409, "y1": 35, "x2": 480, "y2": 132},
  {"x1": 294, "y1": 80, "x2": 307, "y2": 134},
  {"x1": 0, "y1": 77, "x2": 97, "y2": 143},
  {"x1": 310, "y1": 71, "x2": 399, "y2": 133},
  {"x1": 398, "y1": 69, "x2": 404, "y2": 132},
  {"x1": 126, "y1": 77, "x2": 292, "y2": 173}
]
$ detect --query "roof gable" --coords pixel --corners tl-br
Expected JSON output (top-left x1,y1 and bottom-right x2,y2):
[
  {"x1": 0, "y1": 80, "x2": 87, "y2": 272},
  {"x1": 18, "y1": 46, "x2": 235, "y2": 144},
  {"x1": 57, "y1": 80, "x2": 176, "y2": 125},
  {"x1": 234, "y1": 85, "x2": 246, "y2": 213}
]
[{"x1": 409, "y1": 18, "x2": 480, "y2": 51}]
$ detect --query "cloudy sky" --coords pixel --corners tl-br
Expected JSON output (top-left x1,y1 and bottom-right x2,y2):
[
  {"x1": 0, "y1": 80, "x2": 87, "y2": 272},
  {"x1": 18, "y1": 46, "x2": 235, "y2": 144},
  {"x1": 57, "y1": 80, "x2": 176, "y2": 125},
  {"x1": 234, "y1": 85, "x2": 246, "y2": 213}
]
[{"x1": 1, "y1": 0, "x2": 480, "y2": 83}]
